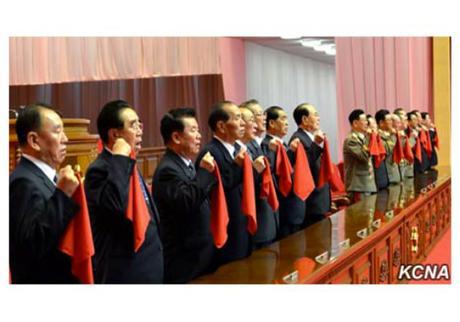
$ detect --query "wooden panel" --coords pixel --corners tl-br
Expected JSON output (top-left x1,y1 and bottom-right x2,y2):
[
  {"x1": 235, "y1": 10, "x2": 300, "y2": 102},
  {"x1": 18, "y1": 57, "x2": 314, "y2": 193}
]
[
  {"x1": 405, "y1": 208, "x2": 425, "y2": 265},
  {"x1": 9, "y1": 118, "x2": 99, "y2": 175},
  {"x1": 191, "y1": 169, "x2": 451, "y2": 284},
  {"x1": 330, "y1": 266, "x2": 353, "y2": 284},
  {"x1": 389, "y1": 225, "x2": 404, "y2": 284},
  {"x1": 353, "y1": 253, "x2": 372, "y2": 284},
  {"x1": 9, "y1": 74, "x2": 225, "y2": 148},
  {"x1": 374, "y1": 240, "x2": 390, "y2": 284},
  {"x1": 137, "y1": 147, "x2": 167, "y2": 183}
]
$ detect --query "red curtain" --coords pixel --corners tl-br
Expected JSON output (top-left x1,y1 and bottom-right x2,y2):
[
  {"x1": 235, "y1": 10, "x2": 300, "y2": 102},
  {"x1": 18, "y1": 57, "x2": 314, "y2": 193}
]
[
  {"x1": 335, "y1": 37, "x2": 433, "y2": 157},
  {"x1": 9, "y1": 74, "x2": 225, "y2": 147}
]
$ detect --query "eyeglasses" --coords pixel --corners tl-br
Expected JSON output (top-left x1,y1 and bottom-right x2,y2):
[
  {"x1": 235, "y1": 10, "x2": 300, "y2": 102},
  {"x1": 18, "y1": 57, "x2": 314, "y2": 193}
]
[{"x1": 129, "y1": 121, "x2": 143, "y2": 131}]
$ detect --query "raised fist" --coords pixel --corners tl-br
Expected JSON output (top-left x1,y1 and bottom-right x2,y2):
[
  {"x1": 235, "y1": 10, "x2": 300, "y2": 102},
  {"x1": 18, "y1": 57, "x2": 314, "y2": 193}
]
[
  {"x1": 199, "y1": 151, "x2": 215, "y2": 173},
  {"x1": 56, "y1": 165, "x2": 79, "y2": 197},
  {"x1": 252, "y1": 156, "x2": 266, "y2": 174},
  {"x1": 289, "y1": 138, "x2": 300, "y2": 151}
]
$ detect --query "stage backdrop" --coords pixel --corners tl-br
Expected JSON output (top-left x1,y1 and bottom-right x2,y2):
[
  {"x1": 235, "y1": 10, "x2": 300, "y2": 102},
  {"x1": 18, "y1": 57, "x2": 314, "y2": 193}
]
[
  {"x1": 245, "y1": 41, "x2": 339, "y2": 162},
  {"x1": 335, "y1": 37, "x2": 433, "y2": 157},
  {"x1": 9, "y1": 74, "x2": 225, "y2": 148}
]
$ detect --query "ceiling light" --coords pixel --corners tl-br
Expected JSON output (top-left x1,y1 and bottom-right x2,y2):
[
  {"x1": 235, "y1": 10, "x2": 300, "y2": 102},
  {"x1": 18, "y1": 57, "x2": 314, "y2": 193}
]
[
  {"x1": 325, "y1": 48, "x2": 336, "y2": 56},
  {"x1": 280, "y1": 36, "x2": 302, "y2": 40},
  {"x1": 300, "y1": 39, "x2": 322, "y2": 48}
]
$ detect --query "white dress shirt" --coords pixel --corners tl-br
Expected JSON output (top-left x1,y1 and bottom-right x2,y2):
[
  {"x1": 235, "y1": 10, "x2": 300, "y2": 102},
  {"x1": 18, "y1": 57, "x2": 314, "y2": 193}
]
[
  {"x1": 214, "y1": 135, "x2": 236, "y2": 159},
  {"x1": 22, "y1": 154, "x2": 57, "y2": 185}
]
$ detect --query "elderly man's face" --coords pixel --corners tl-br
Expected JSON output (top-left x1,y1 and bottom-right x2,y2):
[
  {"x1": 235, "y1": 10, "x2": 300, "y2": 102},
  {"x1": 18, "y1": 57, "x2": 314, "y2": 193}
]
[
  {"x1": 270, "y1": 109, "x2": 289, "y2": 138},
  {"x1": 250, "y1": 103, "x2": 265, "y2": 134},
  {"x1": 241, "y1": 108, "x2": 257, "y2": 141},
  {"x1": 116, "y1": 108, "x2": 143, "y2": 153},
  {"x1": 354, "y1": 114, "x2": 368, "y2": 133},
  {"x1": 35, "y1": 109, "x2": 68, "y2": 169},
  {"x1": 304, "y1": 105, "x2": 320, "y2": 132},
  {"x1": 177, "y1": 117, "x2": 202, "y2": 158},
  {"x1": 223, "y1": 103, "x2": 245, "y2": 141}
]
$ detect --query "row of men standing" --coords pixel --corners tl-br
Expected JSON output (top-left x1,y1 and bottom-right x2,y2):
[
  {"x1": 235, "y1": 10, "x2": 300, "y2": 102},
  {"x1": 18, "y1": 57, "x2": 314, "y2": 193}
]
[
  {"x1": 9, "y1": 99, "x2": 333, "y2": 284},
  {"x1": 343, "y1": 108, "x2": 439, "y2": 202}
]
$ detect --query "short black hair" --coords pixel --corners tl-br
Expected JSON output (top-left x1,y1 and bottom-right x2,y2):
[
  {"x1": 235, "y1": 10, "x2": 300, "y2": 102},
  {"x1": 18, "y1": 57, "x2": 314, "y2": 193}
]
[
  {"x1": 208, "y1": 101, "x2": 233, "y2": 132},
  {"x1": 366, "y1": 114, "x2": 374, "y2": 125},
  {"x1": 265, "y1": 106, "x2": 284, "y2": 130},
  {"x1": 375, "y1": 109, "x2": 390, "y2": 125},
  {"x1": 240, "y1": 99, "x2": 259, "y2": 108},
  {"x1": 160, "y1": 107, "x2": 196, "y2": 144},
  {"x1": 97, "y1": 100, "x2": 134, "y2": 144},
  {"x1": 406, "y1": 111, "x2": 418, "y2": 121},
  {"x1": 16, "y1": 102, "x2": 58, "y2": 147},
  {"x1": 421, "y1": 112, "x2": 430, "y2": 120},
  {"x1": 348, "y1": 109, "x2": 365, "y2": 125},
  {"x1": 293, "y1": 103, "x2": 311, "y2": 126}
]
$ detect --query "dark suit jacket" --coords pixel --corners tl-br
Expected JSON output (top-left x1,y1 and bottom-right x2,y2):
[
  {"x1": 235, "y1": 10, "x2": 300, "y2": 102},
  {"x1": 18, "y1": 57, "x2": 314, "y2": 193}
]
[
  {"x1": 261, "y1": 134, "x2": 306, "y2": 228},
  {"x1": 407, "y1": 129, "x2": 430, "y2": 174},
  {"x1": 373, "y1": 157, "x2": 390, "y2": 190},
  {"x1": 195, "y1": 137, "x2": 251, "y2": 265},
  {"x1": 246, "y1": 140, "x2": 278, "y2": 245},
  {"x1": 289, "y1": 129, "x2": 331, "y2": 216},
  {"x1": 9, "y1": 158, "x2": 79, "y2": 283},
  {"x1": 152, "y1": 148, "x2": 217, "y2": 283},
  {"x1": 85, "y1": 149, "x2": 163, "y2": 284},
  {"x1": 428, "y1": 129, "x2": 438, "y2": 167}
]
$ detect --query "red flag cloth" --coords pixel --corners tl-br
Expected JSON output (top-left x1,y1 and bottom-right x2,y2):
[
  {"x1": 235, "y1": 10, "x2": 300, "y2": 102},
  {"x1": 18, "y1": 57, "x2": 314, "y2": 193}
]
[
  {"x1": 414, "y1": 136, "x2": 422, "y2": 163},
  {"x1": 369, "y1": 132, "x2": 385, "y2": 168},
  {"x1": 433, "y1": 129, "x2": 440, "y2": 149},
  {"x1": 209, "y1": 160, "x2": 229, "y2": 248},
  {"x1": 375, "y1": 134, "x2": 387, "y2": 168},
  {"x1": 275, "y1": 142, "x2": 293, "y2": 197},
  {"x1": 403, "y1": 136, "x2": 414, "y2": 164},
  {"x1": 59, "y1": 173, "x2": 95, "y2": 284},
  {"x1": 317, "y1": 137, "x2": 335, "y2": 189},
  {"x1": 293, "y1": 257, "x2": 316, "y2": 282},
  {"x1": 425, "y1": 130, "x2": 433, "y2": 158},
  {"x1": 330, "y1": 163, "x2": 346, "y2": 193},
  {"x1": 392, "y1": 133, "x2": 404, "y2": 164},
  {"x1": 419, "y1": 129, "x2": 432, "y2": 158},
  {"x1": 368, "y1": 132, "x2": 380, "y2": 159},
  {"x1": 260, "y1": 157, "x2": 279, "y2": 211},
  {"x1": 96, "y1": 138, "x2": 104, "y2": 153},
  {"x1": 241, "y1": 153, "x2": 257, "y2": 235},
  {"x1": 125, "y1": 151, "x2": 151, "y2": 252},
  {"x1": 293, "y1": 143, "x2": 314, "y2": 201}
]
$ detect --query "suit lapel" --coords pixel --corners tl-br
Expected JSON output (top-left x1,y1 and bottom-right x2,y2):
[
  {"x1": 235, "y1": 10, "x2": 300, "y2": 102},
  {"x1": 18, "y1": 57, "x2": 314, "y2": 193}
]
[
  {"x1": 166, "y1": 149, "x2": 194, "y2": 180},
  {"x1": 296, "y1": 128, "x2": 312, "y2": 150},
  {"x1": 19, "y1": 158, "x2": 56, "y2": 194},
  {"x1": 212, "y1": 137, "x2": 234, "y2": 164}
]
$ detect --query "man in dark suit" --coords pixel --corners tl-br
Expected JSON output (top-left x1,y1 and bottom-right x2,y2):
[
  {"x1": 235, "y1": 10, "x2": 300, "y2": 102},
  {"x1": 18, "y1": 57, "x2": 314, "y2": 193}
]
[
  {"x1": 261, "y1": 106, "x2": 304, "y2": 239},
  {"x1": 242, "y1": 99, "x2": 266, "y2": 146},
  {"x1": 376, "y1": 109, "x2": 401, "y2": 184},
  {"x1": 407, "y1": 111, "x2": 430, "y2": 174},
  {"x1": 421, "y1": 112, "x2": 438, "y2": 168},
  {"x1": 195, "y1": 101, "x2": 259, "y2": 265},
  {"x1": 290, "y1": 103, "x2": 331, "y2": 227},
  {"x1": 152, "y1": 108, "x2": 217, "y2": 283},
  {"x1": 239, "y1": 106, "x2": 277, "y2": 249},
  {"x1": 85, "y1": 100, "x2": 163, "y2": 283},
  {"x1": 10, "y1": 103, "x2": 80, "y2": 283}
]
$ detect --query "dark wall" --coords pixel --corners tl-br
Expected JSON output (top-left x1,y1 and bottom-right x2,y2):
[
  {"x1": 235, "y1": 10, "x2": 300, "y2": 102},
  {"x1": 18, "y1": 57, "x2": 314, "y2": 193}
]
[{"x1": 9, "y1": 74, "x2": 225, "y2": 147}]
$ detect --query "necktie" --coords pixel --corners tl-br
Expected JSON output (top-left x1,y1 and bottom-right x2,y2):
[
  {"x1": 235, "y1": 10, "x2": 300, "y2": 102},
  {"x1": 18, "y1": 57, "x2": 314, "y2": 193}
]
[
  {"x1": 188, "y1": 162, "x2": 196, "y2": 177},
  {"x1": 53, "y1": 175, "x2": 58, "y2": 184},
  {"x1": 137, "y1": 169, "x2": 152, "y2": 213}
]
